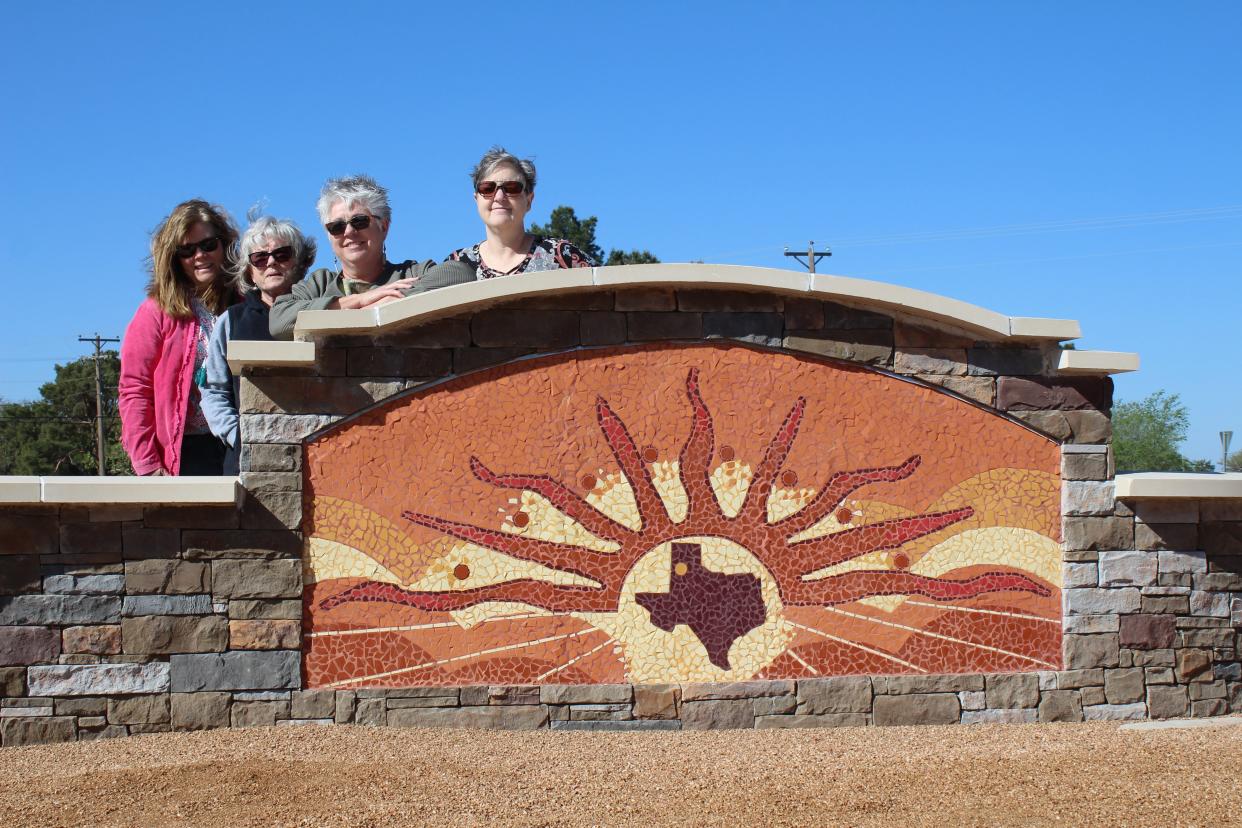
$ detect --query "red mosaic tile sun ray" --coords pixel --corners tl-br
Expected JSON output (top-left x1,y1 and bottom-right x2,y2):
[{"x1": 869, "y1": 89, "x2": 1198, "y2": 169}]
[{"x1": 304, "y1": 343, "x2": 1061, "y2": 687}]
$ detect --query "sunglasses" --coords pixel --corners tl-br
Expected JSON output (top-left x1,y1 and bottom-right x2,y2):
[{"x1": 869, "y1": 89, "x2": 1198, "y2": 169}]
[
  {"x1": 175, "y1": 236, "x2": 221, "y2": 258},
  {"x1": 248, "y1": 246, "x2": 295, "y2": 267},
  {"x1": 324, "y1": 214, "x2": 375, "y2": 236},
  {"x1": 476, "y1": 180, "x2": 527, "y2": 197}
]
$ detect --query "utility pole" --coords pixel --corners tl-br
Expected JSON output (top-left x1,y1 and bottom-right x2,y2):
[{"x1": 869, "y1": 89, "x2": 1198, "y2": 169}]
[
  {"x1": 784, "y1": 241, "x2": 832, "y2": 273},
  {"x1": 1222, "y1": 431, "x2": 1233, "y2": 474},
  {"x1": 78, "y1": 334, "x2": 120, "y2": 475}
]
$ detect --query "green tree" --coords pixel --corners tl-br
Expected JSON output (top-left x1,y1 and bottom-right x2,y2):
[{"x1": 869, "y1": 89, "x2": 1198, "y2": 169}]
[
  {"x1": 529, "y1": 205, "x2": 660, "y2": 266},
  {"x1": 1112, "y1": 390, "x2": 1212, "y2": 473},
  {"x1": 0, "y1": 352, "x2": 131, "y2": 475}
]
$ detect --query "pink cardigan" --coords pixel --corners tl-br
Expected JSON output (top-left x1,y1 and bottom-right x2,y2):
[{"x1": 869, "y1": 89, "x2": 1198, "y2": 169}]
[{"x1": 119, "y1": 298, "x2": 199, "y2": 475}]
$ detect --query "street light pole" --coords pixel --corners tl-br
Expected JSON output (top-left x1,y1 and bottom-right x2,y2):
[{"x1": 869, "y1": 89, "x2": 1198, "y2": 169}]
[{"x1": 1222, "y1": 431, "x2": 1233, "y2": 474}]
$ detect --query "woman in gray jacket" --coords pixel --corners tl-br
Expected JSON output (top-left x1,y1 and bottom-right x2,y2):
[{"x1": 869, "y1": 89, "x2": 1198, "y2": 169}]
[
  {"x1": 201, "y1": 216, "x2": 316, "y2": 473},
  {"x1": 269, "y1": 175, "x2": 476, "y2": 339}
]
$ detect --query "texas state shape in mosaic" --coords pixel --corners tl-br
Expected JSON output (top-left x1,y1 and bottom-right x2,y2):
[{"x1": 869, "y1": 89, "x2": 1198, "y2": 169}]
[{"x1": 302, "y1": 344, "x2": 1062, "y2": 688}]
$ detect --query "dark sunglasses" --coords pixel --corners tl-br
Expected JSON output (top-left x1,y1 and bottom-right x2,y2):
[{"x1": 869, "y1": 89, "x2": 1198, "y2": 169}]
[
  {"x1": 248, "y1": 246, "x2": 295, "y2": 267},
  {"x1": 324, "y1": 214, "x2": 374, "y2": 236},
  {"x1": 175, "y1": 236, "x2": 221, "y2": 258},
  {"x1": 476, "y1": 180, "x2": 527, "y2": 197}
]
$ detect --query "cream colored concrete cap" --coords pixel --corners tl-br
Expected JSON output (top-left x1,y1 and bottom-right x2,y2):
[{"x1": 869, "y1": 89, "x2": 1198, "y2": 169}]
[
  {"x1": 1057, "y1": 349, "x2": 1140, "y2": 375},
  {"x1": 39, "y1": 476, "x2": 241, "y2": 505},
  {"x1": 1114, "y1": 473, "x2": 1242, "y2": 500},
  {"x1": 0, "y1": 476, "x2": 41, "y2": 502},
  {"x1": 227, "y1": 340, "x2": 316, "y2": 372},
  {"x1": 288, "y1": 264, "x2": 1083, "y2": 343}
]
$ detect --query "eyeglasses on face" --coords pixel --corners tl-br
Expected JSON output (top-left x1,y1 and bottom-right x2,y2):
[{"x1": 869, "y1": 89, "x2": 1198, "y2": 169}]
[
  {"x1": 476, "y1": 180, "x2": 526, "y2": 197},
  {"x1": 324, "y1": 214, "x2": 374, "y2": 236},
  {"x1": 248, "y1": 246, "x2": 295, "y2": 267},
  {"x1": 175, "y1": 236, "x2": 221, "y2": 258}
]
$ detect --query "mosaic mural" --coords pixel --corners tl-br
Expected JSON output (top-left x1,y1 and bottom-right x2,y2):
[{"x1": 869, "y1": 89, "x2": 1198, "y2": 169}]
[{"x1": 303, "y1": 344, "x2": 1062, "y2": 688}]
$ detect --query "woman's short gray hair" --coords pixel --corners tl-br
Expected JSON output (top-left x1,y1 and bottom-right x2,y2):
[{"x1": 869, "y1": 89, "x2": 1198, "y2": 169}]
[
  {"x1": 316, "y1": 175, "x2": 391, "y2": 224},
  {"x1": 470, "y1": 146, "x2": 536, "y2": 192},
  {"x1": 234, "y1": 215, "x2": 318, "y2": 293}
]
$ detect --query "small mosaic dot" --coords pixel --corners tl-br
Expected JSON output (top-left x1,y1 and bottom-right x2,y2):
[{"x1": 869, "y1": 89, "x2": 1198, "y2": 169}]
[
  {"x1": 511, "y1": 511, "x2": 530, "y2": 528},
  {"x1": 453, "y1": 564, "x2": 471, "y2": 580},
  {"x1": 780, "y1": 470, "x2": 798, "y2": 487}
]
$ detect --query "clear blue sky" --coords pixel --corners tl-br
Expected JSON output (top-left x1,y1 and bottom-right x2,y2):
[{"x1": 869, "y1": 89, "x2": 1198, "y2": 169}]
[{"x1": 1, "y1": 2, "x2": 1238, "y2": 463}]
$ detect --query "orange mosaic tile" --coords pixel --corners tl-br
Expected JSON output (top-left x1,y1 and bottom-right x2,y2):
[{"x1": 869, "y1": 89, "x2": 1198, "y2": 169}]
[{"x1": 303, "y1": 343, "x2": 1062, "y2": 687}]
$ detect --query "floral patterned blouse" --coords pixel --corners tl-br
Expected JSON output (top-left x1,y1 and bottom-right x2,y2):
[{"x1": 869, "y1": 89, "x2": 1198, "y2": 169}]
[{"x1": 446, "y1": 236, "x2": 595, "y2": 280}]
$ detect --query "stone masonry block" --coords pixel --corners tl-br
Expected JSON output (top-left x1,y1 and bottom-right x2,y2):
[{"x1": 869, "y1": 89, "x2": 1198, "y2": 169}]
[
  {"x1": 0, "y1": 556, "x2": 40, "y2": 594},
  {"x1": 108, "y1": 695, "x2": 170, "y2": 725},
  {"x1": 677, "y1": 289, "x2": 782, "y2": 313},
  {"x1": 242, "y1": 443, "x2": 300, "y2": 473},
  {"x1": 121, "y1": 616, "x2": 228, "y2": 654},
  {"x1": 1132, "y1": 500, "x2": 1199, "y2": 524},
  {"x1": 59, "y1": 523, "x2": 122, "y2": 556},
  {"x1": 1119, "y1": 614, "x2": 1176, "y2": 649},
  {"x1": 633, "y1": 684, "x2": 679, "y2": 719},
  {"x1": 784, "y1": 331, "x2": 892, "y2": 365},
  {"x1": 1065, "y1": 587, "x2": 1140, "y2": 616},
  {"x1": 229, "y1": 620, "x2": 300, "y2": 649},
  {"x1": 472, "y1": 310, "x2": 580, "y2": 348},
  {"x1": 142, "y1": 505, "x2": 238, "y2": 530},
  {"x1": 915, "y1": 375, "x2": 995, "y2": 406},
  {"x1": 1037, "y1": 690, "x2": 1084, "y2": 722},
  {"x1": 0, "y1": 667, "x2": 25, "y2": 696},
  {"x1": 1146, "y1": 685, "x2": 1188, "y2": 719},
  {"x1": 346, "y1": 347, "x2": 452, "y2": 377},
  {"x1": 966, "y1": 346, "x2": 1044, "y2": 376},
  {"x1": 171, "y1": 692, "x2": 231, "y2": 731},
  {"x1": 984, "y1": 674, "x2": 1039, "y2": 708},
  {"x1": 796, "y1": 677, "x2": 872, "y2": 714},
  {"x1": 0, "y1": 514, "x2": 58, "y2": 555},
  {"x1": 873, "y1": 693, "x2": 960, "y2": 726},
  {"x1": 1063, "y1": 451, "x2": 1109, "y2": 481},
  {"x1": 1063, "y1": 517, "x2": 1134, "y2": 552},
  {"x1": 877, "y1": 675, "x2": 983, "y2": 694},
  {"x1": 539, "y1": 684, "x2": 632, "y2": 705},
  {"x1": 0, "y1": 596, "x2": 120, "y2": 626},
  {"x1": 1, "y1": 716, "x2": 75, "y2": 747},
  {"x1": 62, "y1": 625, "x2": 121, "y2": 655},
  {"x1": 702, "y1": 312, "x2": 784, "y2": 346},
  {"x1": 291, "y1": 690, "x2": 335, "y2": 719},
  {"x1": 1103, "y1": 668, "x2": 1145, "y2": 704},
  {"x1": 1098, "y1": 551, "x2": 1157, "y2": 588},
  {"x1": 784, "y1": 298, "x2": 824, "y2": 330},
  {"x1": 228, "y1": 599, "x2": 302, "y2": 620},
  {"x1": 211, "y1": 560, "x2": 301, "y2": 599},
  {"x1": 996, "y1": 376, "x2": 1111, "y2": 411},
  {"x1": 182, "y1": 530, "x2": 302, "y2": 558},
  {"x1": 124, "y1": 560, "x2": 209, "y2": 594},
  {"x1": 580, "y1": 312, "x2": 626, "y2": 346},
  {"x1": 121, "y1": 526, "x2": 180, "y2": 559},
  {"x1": 1063, "y1": 562, "x2": 1098, "y2": 588},
  {"x1": 122, "y1": 595, "x2": 213, "y2": 616},
  {"x1": 170, "y1": 651, "x2": 300, "y2": 692},
  {"x1": 388, "y1": 705, "x2": 549, "y2": 730},
  {"x1": 0, "y1": 626, "x2": 60, "y2": 666},
  {"x1": 681, "y1": 681, "x2": 793, "y2": 701},
  {"x1": 892, "y1": 348, "x2": 966, "y2": 375},
  {"x1": 1135, "y1": 523, "x2": 1199, "y2": 551},
  {"x1": 961, "y1": 709, "x2": 1038, "y2": 725},
  {"x1": 1064, "y1": 634, "x2": 1120, "y2": 669},
  {"x1": 28, "y1": 663, "x2": 169, "y2": 696},
  {"x1": 1064, "y1": 411, "x2": 1112, "y2": 444},
  {"x1": 680, "y1": 699, "x2": 756, "y2": 730},
  {"x1": 42, "y1": 574, "x2": 125, "y2": 595},
  {"x1": 626, "y1": 312, "x2": 702, "y2": 341},
  {"x1": 1062, "y1": 482, "x2": 1115, "y2": 516},
  {"x1": 242, "y1": 414, "x2": 339, "y2": 445}
]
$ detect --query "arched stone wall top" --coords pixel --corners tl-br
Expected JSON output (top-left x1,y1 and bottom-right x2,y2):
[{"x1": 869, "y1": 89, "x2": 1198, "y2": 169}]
[{"x1": 291, "y1": 264, "x2": 1082, "y2": 343}]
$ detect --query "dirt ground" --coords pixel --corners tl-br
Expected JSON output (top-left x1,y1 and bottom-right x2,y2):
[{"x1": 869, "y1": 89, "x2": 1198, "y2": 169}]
[{"x1": 1, "y1": 721, "x2": 1239, "y2": 827}]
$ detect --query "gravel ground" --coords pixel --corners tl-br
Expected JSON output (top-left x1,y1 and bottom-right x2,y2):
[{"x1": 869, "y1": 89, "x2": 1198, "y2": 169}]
[{"x1": 1, "y1": 722, "x2": 1240, "y2": 827}]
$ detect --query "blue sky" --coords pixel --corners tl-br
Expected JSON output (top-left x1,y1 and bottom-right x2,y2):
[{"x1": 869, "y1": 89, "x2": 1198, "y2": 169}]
[{"x1": 1, "y1": 2, "x2": 1238, "y2": 463}]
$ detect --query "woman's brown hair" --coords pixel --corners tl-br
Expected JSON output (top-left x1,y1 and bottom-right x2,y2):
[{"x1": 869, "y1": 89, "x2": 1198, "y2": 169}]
[{"x1": 147, "y1": 199, "x2": 240, "y2": 318}]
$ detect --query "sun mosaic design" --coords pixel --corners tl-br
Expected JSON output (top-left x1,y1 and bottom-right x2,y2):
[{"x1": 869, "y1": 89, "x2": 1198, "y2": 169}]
[{"x1": 303, "y1": 346, "x2": 1063, "y2": 688}]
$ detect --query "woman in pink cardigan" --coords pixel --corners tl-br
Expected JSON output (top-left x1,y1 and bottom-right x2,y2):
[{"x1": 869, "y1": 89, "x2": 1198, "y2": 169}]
[{"x1": 119, "y1": 200, "x2": 240, "y2": 475}]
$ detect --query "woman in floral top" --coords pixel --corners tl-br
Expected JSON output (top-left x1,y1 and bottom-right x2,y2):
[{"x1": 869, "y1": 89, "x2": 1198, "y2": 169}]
[
  {"x1": 446, "y1": 147, "x2": 595, "y2": 279},
  {"x1": 119, "y1": 200, "x2": 239, "y2": 475}
]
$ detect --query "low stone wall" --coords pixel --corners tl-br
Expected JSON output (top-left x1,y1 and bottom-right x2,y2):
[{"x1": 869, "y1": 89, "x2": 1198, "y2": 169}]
[{"x1": 2, "y1": 280, "x2": 1237, "y2": 745}]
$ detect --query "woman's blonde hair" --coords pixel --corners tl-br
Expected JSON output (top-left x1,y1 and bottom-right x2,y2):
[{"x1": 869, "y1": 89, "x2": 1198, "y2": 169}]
[{"x1": 147, "y1": 199, "x2": 239, "y2": 318}]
